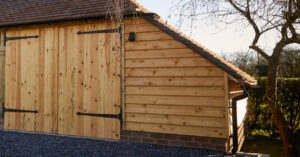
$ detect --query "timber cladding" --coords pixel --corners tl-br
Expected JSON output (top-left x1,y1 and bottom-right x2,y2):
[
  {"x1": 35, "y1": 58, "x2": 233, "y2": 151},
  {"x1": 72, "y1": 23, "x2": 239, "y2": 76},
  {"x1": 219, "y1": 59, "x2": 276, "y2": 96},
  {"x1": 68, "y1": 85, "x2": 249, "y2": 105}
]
[
  {"x1": 4, "y1": 20, "x2": 121, "y2": 139},
  {"x1": 0, "y1": 0, "x2": 255, "y2": 152},
  {"x1": 2, "y1": 16, "x2": 234, "y2": 144},
  {"x1": 123, "y1": 17, "x2": 228, "y2": 139}
]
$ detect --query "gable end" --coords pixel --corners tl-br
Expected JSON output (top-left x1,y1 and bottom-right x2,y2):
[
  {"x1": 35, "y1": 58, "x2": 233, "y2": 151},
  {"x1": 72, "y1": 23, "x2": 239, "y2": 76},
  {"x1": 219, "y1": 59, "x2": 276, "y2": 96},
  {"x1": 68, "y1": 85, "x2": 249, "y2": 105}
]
[{"x1": 140, "y1": 14, "x2": 256, "y2": 84}]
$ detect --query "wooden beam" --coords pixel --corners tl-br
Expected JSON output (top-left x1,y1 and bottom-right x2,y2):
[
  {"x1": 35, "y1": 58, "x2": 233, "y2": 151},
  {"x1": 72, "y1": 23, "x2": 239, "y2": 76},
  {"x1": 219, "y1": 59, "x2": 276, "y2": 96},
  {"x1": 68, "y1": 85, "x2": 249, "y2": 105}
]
[
  {"x1": 125, "y1": 49, "x2": 199, "y2": 59},
  {"x1": 125, "y1": 113, "x2": 226, "y2": 128},
  {"x1": 125, "y1": 122, "x2": 227, "y2": 138},
  {"x1": 230, "y1": 91, "x2": 244, "y2": 99},
  {"x1": 224, "y1": 72, "x2": 230, "y2": 139},
  {"x1": 125, "y1": 67, "x2": 224, "y2": 77},
  {"x1": 126, "y1": 95, "x2": 225, "y2": 107},
  {"x1": 125, "y1": 104, "x2": 226, "y2": 118},
  {"x1": 0, "y1": 32, "x2": 5, "y2": 118}
]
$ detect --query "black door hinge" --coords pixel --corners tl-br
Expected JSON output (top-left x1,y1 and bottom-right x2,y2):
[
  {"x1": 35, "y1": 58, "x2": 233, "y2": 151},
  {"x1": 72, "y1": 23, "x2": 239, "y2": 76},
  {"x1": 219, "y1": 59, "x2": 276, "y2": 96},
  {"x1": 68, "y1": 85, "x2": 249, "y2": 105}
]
[
  {"x1": 4, "y1": 32, "x2": 39, "y2": 46},
  {"x1": 77, "y1": 109, "x2": 122, "y2": 121},
  {"x1": 2, "y1": 103, "x2": 38, "y2": 115}
]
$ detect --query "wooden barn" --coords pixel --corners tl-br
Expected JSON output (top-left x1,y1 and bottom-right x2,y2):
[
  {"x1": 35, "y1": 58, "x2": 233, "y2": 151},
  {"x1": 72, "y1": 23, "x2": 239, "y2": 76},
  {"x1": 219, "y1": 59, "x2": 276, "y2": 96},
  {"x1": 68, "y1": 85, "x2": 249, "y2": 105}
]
[{"x1": 0, "y1": 0, "x2": 257, "y2": 153}]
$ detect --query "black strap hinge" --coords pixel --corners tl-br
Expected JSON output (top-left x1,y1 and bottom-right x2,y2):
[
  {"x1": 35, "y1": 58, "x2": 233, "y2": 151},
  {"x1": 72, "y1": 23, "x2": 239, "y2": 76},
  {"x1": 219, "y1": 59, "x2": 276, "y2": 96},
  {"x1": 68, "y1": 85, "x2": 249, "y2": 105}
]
[
  {"x1": 4, "y1": 32, "x2": 39, "y2": 46},
  {"x1": 77, "y1": 27, "x2": 121, "y2": 35},
  {"x1": 2, "y1": 104, "x2": 38, "y2": 114},
  {"x1": 77, "y1": 110, "x2": 122, "y2": 121}
]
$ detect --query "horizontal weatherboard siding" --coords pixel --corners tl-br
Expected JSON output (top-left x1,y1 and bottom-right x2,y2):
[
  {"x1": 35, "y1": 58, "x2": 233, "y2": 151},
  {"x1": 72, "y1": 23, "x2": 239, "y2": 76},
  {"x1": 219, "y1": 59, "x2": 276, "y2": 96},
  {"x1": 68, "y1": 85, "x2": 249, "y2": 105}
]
[{"x1": 124, "y1": 17, "x2": 227, "y2": 138}]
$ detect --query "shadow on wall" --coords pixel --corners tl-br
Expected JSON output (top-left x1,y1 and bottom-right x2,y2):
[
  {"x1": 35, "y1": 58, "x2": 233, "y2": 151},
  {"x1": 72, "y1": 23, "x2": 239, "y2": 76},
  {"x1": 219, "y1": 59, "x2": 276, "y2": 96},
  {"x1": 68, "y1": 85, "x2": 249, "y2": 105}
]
[{"x1": 0, "y1": 32, "x2": 5, "y2": 121}]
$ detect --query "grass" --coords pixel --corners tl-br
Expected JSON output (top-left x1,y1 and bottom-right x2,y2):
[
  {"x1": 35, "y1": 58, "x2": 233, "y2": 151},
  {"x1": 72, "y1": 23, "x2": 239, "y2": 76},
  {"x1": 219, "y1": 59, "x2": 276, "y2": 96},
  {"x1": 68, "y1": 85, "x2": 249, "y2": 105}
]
[{"x1": 241, "y1": 130, "x2": 300, "y2": 157}]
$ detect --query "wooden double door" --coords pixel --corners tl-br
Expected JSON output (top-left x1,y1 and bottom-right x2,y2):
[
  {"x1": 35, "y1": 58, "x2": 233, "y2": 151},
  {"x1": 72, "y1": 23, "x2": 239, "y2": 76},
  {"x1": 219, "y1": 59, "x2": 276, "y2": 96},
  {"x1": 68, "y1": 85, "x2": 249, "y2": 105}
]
[{"x1": 4, "y1": 21, "x2": 121, "y2": 140}]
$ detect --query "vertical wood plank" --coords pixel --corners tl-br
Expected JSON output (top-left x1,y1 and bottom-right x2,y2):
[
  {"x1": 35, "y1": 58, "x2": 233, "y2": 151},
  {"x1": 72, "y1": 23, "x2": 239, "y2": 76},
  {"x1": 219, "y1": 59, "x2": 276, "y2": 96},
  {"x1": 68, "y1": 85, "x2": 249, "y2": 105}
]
[
  {"x1": 44, "y1": 28, "x2": 52, "y2": 132},
  {"x1": 36, "y1": 28, "x2": 45, "y2": 132},
  {"x1": 120, "y1": 24, "x2": 126, "y2": 130},
  {"x1": 111, "y1": 22, "x2": 121, "y2": 139},
  {"x1": 14, "y1": 32, "x2": 21, "y2": 131},
  {"x1": 70, "y1": 24, "x2": 81, "y2": 136},
  {"x1": 17, "y1": 29, "x2": 39, "y2": 132},
  {"x1": 89, "y1": 24, "x2": 99, "y2": 137},
  {"x1": 20, "y1": 30, "x2": 27, "y2": 131},
  {"x1": 28, "y1": 29, "x2": 38, "y2": 132},
  {"x1": 96, "y1": 23, "x2": 106, "y2": 138},
  {"x1": 42, "y1": 27, "x2": 59, "y2": 133},
  {"x1": 224, "y1": 72, "x2": 230, "y2": 139},
  {"x1": 52, "y1": 26, "x2": 59, "y2": 134},
  {"x1": 103, "y1": 22, "x2": 112, "y2": 139},
  {"x1": 76, "y1": 24, "x2": 84, "y2": 136},
  {"x1": 58, "y1": 26, "x2": 67, "y2": 135},
  {"x1": 83, "y1": 24, "x2": 91, "y2": 137},
  {"x1": 5, "y1": 21, "x2": 121, "y2": 140},
  {"x1": 4, "y1": 31, "x2": 17, "y2": 130}
]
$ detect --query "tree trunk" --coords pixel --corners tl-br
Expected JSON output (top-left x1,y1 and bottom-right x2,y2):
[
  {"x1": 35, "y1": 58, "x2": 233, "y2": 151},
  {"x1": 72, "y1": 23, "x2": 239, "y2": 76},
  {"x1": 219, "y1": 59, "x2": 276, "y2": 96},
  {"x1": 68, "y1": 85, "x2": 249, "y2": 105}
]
[{"x1": 266, "y1": 56, "x2": 298, "y2": 157}]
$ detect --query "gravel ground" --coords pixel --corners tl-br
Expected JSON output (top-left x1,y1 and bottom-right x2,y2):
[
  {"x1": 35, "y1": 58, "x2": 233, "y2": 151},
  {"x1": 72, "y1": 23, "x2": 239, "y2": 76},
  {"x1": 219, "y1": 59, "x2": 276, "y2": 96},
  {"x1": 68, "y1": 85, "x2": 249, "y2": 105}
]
[{"x1": 0, "y1": 130, "x2": 260, "y2": 157}]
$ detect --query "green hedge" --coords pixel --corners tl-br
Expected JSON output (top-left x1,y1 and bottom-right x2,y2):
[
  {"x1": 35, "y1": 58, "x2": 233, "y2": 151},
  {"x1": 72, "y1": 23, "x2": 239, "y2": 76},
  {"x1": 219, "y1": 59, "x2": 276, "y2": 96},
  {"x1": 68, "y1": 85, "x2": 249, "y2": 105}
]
[{"x1": 247, "y1": 77, "x2": 300, "y2": 134}]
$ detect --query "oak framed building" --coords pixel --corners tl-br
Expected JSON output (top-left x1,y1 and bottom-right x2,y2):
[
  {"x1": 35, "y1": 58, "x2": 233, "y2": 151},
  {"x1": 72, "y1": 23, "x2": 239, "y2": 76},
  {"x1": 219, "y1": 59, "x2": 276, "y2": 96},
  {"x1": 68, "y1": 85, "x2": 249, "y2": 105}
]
[{"x1": 0, "y1": 0, "x2": 256, "y2": 153}]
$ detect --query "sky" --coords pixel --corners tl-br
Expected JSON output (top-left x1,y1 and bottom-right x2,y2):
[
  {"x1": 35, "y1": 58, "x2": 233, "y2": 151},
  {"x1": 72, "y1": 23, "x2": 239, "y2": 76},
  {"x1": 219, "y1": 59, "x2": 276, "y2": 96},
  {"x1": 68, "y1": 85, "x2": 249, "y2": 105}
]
[{"x1": 135, "y1": 0, "x2": 283, "y2": 55}]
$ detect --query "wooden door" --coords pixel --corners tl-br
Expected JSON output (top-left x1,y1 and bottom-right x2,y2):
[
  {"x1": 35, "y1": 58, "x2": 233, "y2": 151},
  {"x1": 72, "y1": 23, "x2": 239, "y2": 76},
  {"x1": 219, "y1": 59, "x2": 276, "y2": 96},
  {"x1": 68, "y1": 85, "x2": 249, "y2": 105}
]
[
  {"x1": 4, "y1": 27, "x2": 59, "y2": 133},
  {"x1": 57, "y1": 22, "x2": 121, "y2": 139},
  {"x1": 4, "y1": 21, "x2": 121, "y2": 140}
]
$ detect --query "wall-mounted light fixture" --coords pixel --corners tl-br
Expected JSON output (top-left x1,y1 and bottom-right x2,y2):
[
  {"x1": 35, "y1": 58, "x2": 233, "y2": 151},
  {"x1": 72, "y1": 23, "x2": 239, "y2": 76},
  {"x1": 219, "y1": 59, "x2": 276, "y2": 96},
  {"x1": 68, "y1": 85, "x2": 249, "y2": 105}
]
[{"x1": 128, "y1": 32, "x2": 135, "y2": 41}]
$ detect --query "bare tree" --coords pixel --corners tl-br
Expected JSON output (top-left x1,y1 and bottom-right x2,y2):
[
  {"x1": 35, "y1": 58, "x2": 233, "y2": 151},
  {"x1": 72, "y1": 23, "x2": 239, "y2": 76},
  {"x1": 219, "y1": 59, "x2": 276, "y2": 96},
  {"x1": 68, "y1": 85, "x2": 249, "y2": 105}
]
[
  {"x1": 171, "y1": 0, "x2": 300, "y2": 156},
  {"x1": 280, "y1": 49, "x2": 300, "y2": 77},
  {"x1": 224, "y1": 51, "x2": 260, "y2": 76}
]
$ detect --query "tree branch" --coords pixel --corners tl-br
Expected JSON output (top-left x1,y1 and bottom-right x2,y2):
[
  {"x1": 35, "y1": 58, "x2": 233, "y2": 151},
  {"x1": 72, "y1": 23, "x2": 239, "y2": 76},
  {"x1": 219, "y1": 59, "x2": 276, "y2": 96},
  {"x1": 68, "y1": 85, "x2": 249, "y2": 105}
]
[
  {"x1": 249, "y1": 45, "x2": 270, "y2": 60},
  {"x1": 228, "y1": 0, "x2": 271, "y2": 60},
  {"x1": 272, "y1": 0, "x2": 299, "y2": 57},
  {"x1": 286, "y1": 37, "x2": 300, "y2": 44}
]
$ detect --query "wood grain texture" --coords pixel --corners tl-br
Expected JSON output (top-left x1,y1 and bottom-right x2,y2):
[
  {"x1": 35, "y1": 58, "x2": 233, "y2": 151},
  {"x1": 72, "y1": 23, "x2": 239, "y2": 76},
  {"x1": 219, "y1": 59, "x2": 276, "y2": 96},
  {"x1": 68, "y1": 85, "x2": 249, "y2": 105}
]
[
  {"x1": 126, "y1": 86, "x2": 224, "y2": 97},
  {"x1": 125, "y1": 104, "x2": 225, "y2": 118},
  {"x1": 224, "y1": 73, "x2": 230, "y2": 139},
  {"x1": 125, "y1": 67, "x2": 224, "y2": 77},
  {"x1": 4, "y1": 17, "x2": 230, "y2": 140},
  {"x1": 229, "y1": 80, "x2": 241, "y2": 91},
  {"x1": 125, "y1": 40, "x2": 186, "y2": 50},
  {"x1": 237, "y1": 118, "x2": 246, "y2": 151},
  {"x1": 124, "y1": 18, "x2": 149, "y2": 25},
  {"x1": 124, "y1": 17, "x2": 228, "y2": 138},
  {"x1": 125, "y1": 58, "x2": 214, "y2": 68},
  {"x1": 5, "y1": 28, "x2": 58, "y2": 133},
  {"x1": 126, "y1": 95, "x2": 224, "y2": 107},
  {"x1": 125, "y1": 77, "x2": 224, "y2": 87},
  {"x1": 125, "y1": 32, "x2": 172, "y2": 41},
  {"x1": 57, "y1": 22, "x2": 121, "y2": 139},
  {"x1": 125, "y1": 113, "x2": 226, "y2": 128},
  {"x1": 125, "y1": 122, "x2": 227, "y2": 138},
  {"x1": 125, "y1": 23, "x2": 161, "y2": 33},
  {"x1": 125, "y1": 49, "x2": 199, "y2": 59},
  {"x1": 5, "y1": 20, "x2": 121, "y2": 140}
]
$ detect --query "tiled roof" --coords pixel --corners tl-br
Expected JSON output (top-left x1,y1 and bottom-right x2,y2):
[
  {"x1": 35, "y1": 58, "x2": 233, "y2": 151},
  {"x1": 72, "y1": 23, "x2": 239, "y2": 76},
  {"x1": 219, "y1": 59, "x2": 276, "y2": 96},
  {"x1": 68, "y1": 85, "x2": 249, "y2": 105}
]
[{"x1": 0, "y1": 0, "x2": 135, "y2": 27}]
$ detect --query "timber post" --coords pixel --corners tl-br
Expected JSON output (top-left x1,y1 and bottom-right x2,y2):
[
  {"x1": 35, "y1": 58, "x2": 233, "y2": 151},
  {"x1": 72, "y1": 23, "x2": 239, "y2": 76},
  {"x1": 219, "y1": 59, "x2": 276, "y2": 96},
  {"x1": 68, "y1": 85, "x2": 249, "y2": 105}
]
[{"x1": 0, "y1": 32, "x2": 5, "y2": 118}]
